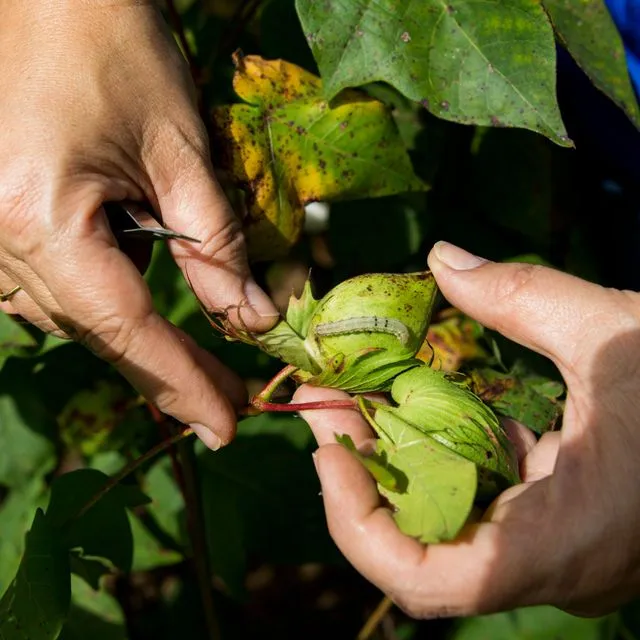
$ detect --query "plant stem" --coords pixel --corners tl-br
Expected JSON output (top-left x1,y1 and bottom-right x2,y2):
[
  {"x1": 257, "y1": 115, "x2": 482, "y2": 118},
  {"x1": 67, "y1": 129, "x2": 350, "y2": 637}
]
[
  {"x1": 252, "y1": 363, "x2": 299, "y2": 404},
  {"x1": 71, "y1": 427, "x2": 195, "y2": 523},
  {"x1": 243, "y1": 398, "x2": 357, "y2": 414},
  {"x1": 357, "y1": 595, "x2": 394, "y2": 640},
  {"x1": 242, "y1": 365, "x2": 358, "y2": 413},
  {"x1": 177, "y1": 435, "x2": 222, "y2": 640}
]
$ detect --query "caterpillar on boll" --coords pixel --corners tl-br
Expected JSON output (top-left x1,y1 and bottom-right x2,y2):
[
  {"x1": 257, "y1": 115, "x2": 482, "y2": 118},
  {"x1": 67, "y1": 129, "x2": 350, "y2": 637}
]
[{"x1": 313, "y1": 316, "x2": 411, "y2": 345}]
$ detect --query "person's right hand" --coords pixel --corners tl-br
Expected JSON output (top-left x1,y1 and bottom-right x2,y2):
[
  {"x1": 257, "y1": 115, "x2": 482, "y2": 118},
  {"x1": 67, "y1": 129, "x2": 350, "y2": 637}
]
[
  {"x1": 297, "y1": 242, "x2": 640, "y2": 618},
  {"x1": 0, "y1": 1, "x2": 278, "y2": 449}
]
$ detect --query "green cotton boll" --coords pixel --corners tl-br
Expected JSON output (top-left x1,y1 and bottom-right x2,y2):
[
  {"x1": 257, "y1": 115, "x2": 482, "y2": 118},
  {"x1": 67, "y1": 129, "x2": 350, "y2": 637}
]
[
  {"x1": 374, "y1": 366, "x2": 520, "y2": 500},
  {"x1": 218, "y1": 271, "x2": 439, "y2": 394},
  {"x1": 303, "y1": 272, "x2": 439, "y2": 392}
]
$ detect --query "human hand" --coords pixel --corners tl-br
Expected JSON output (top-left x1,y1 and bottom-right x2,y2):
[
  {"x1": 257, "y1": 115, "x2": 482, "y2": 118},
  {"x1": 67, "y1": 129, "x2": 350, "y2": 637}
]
[
  {"x1": 0, "y1": 1, "x2": 278, "y2": 448},
  {"x1": 297, "y1": 241, "x2": 640, "y2": 618}
]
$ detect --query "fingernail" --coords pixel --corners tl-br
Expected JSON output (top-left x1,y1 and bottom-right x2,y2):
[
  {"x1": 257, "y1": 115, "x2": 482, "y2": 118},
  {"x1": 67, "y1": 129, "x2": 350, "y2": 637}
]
[
  {"x1": 190, "y1": 423, "x2": 222, "y2": 451},
  {"x1": 244, "y1": 279, "x2": 280, "y2": 318},
  {"x1": 433, "y1": 241, "x2": 488, "y2": 270},
  {"x1": 312, "y1": 451, "x2": 319, "y2": 472}
]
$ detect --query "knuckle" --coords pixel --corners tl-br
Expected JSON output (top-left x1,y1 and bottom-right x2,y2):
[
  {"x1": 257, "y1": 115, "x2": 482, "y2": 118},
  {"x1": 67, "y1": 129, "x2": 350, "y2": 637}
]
[
  {"x1": 494, "y1": 263, "x2": 543, "y2": 306},
  {"x1": 75, "y1": 310, "x2": 152, "y2": 366},
  {"x1": 143, "y1": 119, "x2": 210, "y2": 194},
  {"x1": 196, "y1": 216, "x2": 246, "y2": 263},
  {"x1": 150, "y1": 384, "x2": 185, "y2": 417},
  {"x1": 0, "y1": 172, "x2": 46, "y2": 261}
]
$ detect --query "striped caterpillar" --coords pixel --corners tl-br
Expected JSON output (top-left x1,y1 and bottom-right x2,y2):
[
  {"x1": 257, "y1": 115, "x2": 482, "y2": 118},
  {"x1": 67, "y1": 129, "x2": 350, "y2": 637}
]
[{"x1": 314, "y1": 316, "x2": 411, "y2": 345}]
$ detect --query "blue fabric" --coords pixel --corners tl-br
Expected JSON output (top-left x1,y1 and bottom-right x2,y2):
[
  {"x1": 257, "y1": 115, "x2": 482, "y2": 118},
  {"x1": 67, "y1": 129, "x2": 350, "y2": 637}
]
[{"x1": 605, "y1": 0, "x2": 640, "y2": 95}]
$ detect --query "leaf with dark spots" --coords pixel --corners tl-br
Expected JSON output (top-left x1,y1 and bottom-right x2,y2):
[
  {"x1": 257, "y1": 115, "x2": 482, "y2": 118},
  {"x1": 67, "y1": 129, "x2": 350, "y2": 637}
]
[
  {"x1": 297, "y1": 0, "x2": 571, "y2": 145},
  {"x1": 57, "y1": 381, "x2": 136, "y2": 457},
  {"x1": 417, "y1": 308, "x2": 490, "y2": 371},
  {"x1": 469, "y1": 363, "x2": 564, "y2": 434},
  {"x1": 543, "y1": 0, "x2": 640, "y2": 129},
  {"x1": 212, "y1": 53, "x2": 426, "y2": 260}
]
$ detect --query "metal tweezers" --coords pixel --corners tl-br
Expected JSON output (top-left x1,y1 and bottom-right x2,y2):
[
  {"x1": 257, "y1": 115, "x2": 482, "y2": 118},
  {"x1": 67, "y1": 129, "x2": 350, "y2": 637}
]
[{"x1": 105, "y1": 201, "x2": 201, "y2": 244}]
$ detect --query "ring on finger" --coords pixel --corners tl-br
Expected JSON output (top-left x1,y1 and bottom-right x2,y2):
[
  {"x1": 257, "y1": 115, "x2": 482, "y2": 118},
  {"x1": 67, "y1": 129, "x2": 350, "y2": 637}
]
[{"x1": 0, "y1": 285, "x2": 22, "y2": 302}]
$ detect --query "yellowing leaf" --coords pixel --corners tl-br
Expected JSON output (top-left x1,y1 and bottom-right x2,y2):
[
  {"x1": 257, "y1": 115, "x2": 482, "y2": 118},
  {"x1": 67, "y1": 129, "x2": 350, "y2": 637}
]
[
  {"x1": 418, "y1": 308, "x2": 489, "y2": 371},
  {"x1": 212, "y1": 53, "x2": 426, "y2": 260}
]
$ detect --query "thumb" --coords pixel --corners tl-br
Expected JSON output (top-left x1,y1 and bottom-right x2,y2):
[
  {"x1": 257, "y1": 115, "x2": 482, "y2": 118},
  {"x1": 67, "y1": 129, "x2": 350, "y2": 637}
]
[
  {"x1": 427, "y1": 242, "x2": 636, "y2": 375},
  {"x1": 155, "y1": 155, "x2": 279, "y2": 332}
]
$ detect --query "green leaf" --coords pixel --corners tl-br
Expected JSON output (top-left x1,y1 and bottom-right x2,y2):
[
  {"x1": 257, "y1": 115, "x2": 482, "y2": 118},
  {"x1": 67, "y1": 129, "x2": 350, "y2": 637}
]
[
  {"x1": 57, "y1": 381, "x2": 136, "y2": 457},
  {"x1": 470, "y1": 363, "x2": 564, "y2": 434},
  {"x1": 143, "y1": 457, "x2": 186, "y2": 545},
  {"x1": 450, "y1": 605, "x2": 619, "y2": 640},
  {"x1": 0, "y1": 478, "x2": 48, "y2": 596},
  {"x1": 128, "y1": 513, "x2": 182, "y2": 572},
  {"x1": 0, "y1": 361, "x2": 57, "y2": 489},
  {"x1": 249, "y1": 319, "x2": 319, "y2": 373},
  {"x1": 543, "y1": 0, "x2": 640, "y2": 129},
  {"x1": 212, "y1": 53, "x2": 426, "y2": 260},
  {"x1": 386, "y1": 366, "x2": 520, "y2": 497},
  {"x1": 0, "y1": 509, "x2": 71, "y2": 640},
  {"x1": 0, "y1": 314, "x2": 37, "y2": 369},
  {"x1": 371, "y1": 408, "x2": 477, "y2": 543},
  {"x1": 335, "y1": 433, "x2": 404, "y2": 492},
  {"x1": 46, "y1": 469, "x2": 150, "y2": 574},
  {"x1": 58, "y1": 574, "x2": 126, "y2": 640},
  {"x1": 297, "y1": 0, "x2": 571, "y2": 145},
  {"x1": 285, "y1": 276, "x2": 319, "y2": 338},
  {"x1": 69, "y1": 555, "x2": 112, "y2": 592}
]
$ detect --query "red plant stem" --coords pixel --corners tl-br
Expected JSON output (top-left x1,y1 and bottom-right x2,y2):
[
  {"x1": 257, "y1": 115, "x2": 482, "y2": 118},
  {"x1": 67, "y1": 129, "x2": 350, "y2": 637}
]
[
  {"x1": 244, "y1": 398, "x2": 357, "y2": 414},
  {"x1": 251, "y1": 363, "x2": 299, "y2": 405}
]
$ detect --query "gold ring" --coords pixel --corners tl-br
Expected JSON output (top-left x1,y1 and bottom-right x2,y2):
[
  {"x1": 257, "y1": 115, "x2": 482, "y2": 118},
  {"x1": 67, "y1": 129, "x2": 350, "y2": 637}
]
[{"x1": 0, "y1": 285, "x2": 22, "y2": 302}]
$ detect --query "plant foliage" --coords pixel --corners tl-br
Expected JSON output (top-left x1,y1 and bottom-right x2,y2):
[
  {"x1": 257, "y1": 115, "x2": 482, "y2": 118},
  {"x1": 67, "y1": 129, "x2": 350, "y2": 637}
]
[{"x1": 1, "y1": 0, "x2": 639, "y2": 637}]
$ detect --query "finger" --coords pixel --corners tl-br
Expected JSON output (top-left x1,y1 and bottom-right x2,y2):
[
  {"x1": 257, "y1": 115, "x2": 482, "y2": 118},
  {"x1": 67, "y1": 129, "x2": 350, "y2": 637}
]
[
  {"x1": 313, "y1": 441, "x2": 552, "y2": 617},
  {"x1": 312, "y1": 442, "x2": 429, "y2": 596},
  {"x1": 0, "y1": 267, "x2": 68, "y2": 336},
  {"x1": 294, "y1": 384, "x2": 373, "y2": 446},
  {"x1": 427, "y1": 242, "x2": 637, "y2": 374},
  {"x1": 501, "y1": 418, "x2": 537, "y2": 463},
  {"x1": 302, "y1": 386, "x2": 555, "y2": 615},
  {"x1": 31, "y1": 213, "x2": 246, "y2": 449},
  {"x1": 0, "y1": 271, "x2": 21, "y2": 315},
  {"x1": 520, "y1": 431, "x2": 561, "y2": 481},
  {"x1": 149, "y1": 147, "x2": 279, "y2": 332}
]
